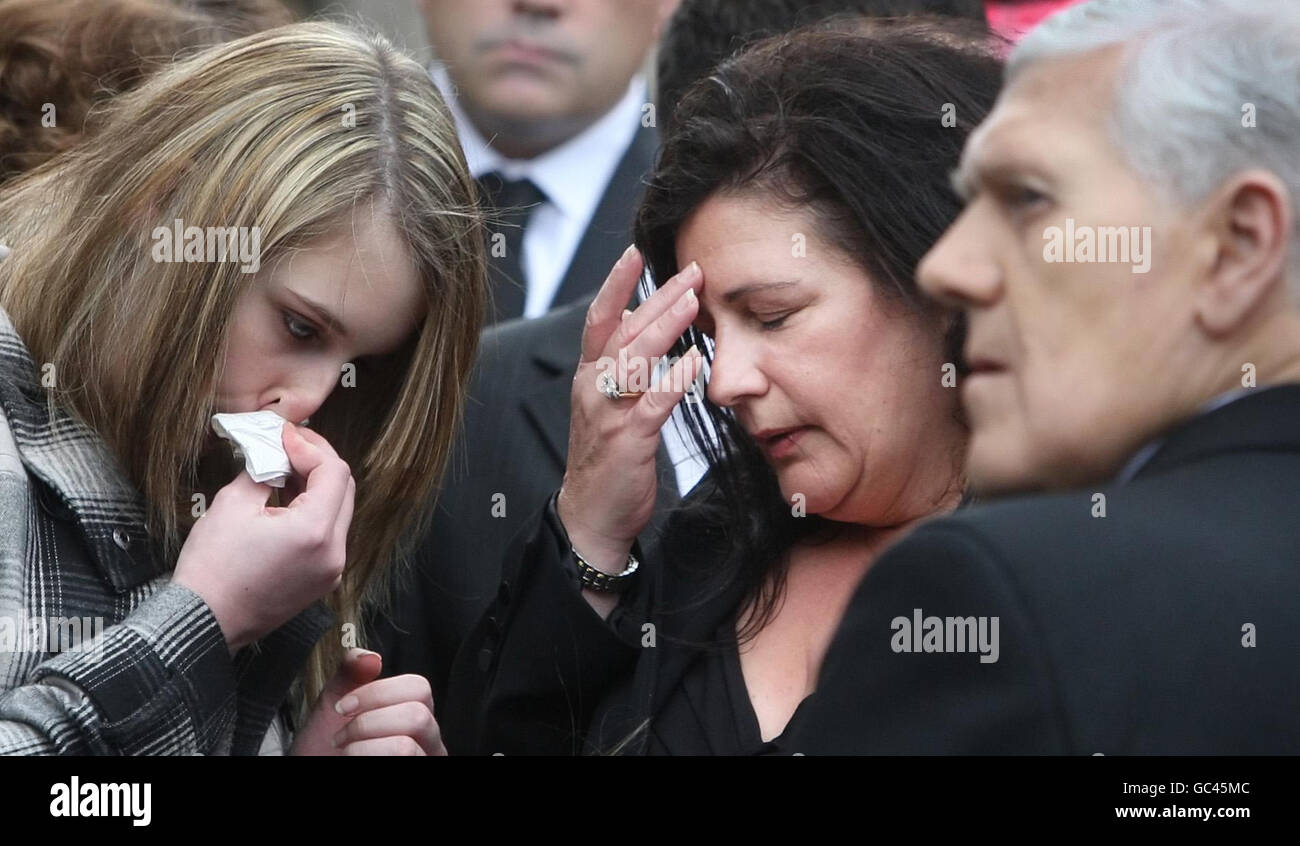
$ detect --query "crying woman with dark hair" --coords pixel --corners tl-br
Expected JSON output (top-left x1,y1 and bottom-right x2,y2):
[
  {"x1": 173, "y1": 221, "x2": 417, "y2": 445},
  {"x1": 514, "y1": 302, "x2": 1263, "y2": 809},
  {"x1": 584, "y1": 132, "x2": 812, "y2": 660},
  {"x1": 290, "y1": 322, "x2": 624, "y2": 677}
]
[{"x1": 444, "y1": 16, "x2": 1004, "y2": 755}]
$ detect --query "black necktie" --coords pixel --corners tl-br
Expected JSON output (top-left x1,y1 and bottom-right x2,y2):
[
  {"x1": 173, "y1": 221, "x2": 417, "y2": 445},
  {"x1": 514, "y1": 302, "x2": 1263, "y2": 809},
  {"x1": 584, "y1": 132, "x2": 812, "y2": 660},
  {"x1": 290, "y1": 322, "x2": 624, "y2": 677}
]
[{"x1": 478, "y1": 172, "x2": 547, "y2": 323}]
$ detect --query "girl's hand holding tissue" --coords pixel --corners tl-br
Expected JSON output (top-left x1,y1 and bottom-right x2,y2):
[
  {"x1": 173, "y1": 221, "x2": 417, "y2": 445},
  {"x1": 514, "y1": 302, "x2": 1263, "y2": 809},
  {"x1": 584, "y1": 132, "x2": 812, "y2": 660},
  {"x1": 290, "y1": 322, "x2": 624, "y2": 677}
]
[{"x1": 174, "y1": 421, "x2": 355, "y2": 654}]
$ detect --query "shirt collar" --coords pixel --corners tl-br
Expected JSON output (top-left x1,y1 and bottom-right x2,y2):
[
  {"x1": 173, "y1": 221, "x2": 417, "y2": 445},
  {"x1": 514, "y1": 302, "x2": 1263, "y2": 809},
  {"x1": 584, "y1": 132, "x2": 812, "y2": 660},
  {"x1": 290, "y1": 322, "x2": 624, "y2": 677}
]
[
  {"x1": 430, "y1": 65, "x2": 646, "y2": 227},
  {"x1": 0, "y1": 305, "x2": 166, "y2": 590},
  {"x1": 1113, "y1": 387, "x2": 1256, "y2": 484}
]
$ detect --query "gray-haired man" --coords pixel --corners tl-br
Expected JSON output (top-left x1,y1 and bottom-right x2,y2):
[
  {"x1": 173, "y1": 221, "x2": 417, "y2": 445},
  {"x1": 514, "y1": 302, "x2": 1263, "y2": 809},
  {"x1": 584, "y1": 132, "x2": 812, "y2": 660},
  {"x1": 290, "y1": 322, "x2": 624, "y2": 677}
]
[{"x1": 794, "y1": 0, "x2": 1300, "y2": 754}]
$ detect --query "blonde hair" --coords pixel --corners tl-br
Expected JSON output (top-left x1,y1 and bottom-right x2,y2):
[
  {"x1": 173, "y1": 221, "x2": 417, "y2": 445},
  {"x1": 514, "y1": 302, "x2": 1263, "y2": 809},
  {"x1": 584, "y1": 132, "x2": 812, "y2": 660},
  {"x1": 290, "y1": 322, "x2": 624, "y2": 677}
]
[{"x1": 0, "y1": 22, "x2": 487, "y2": 715}]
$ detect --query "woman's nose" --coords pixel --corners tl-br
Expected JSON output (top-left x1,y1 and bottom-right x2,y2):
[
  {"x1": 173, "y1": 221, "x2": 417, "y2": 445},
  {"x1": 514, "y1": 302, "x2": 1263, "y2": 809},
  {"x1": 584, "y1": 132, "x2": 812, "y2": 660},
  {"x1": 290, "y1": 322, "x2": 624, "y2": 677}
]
[{"x1": 705, "y1": 337, "x2": 767, "y2": 408}]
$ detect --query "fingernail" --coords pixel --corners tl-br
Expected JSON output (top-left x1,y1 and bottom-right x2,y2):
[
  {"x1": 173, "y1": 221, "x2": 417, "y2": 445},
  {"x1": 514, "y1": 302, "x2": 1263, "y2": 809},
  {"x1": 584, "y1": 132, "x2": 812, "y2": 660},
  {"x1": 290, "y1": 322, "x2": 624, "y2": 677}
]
[
  {"x1": 335, "y1": 695, "x2": 359, "y2": 716},
  {"x1": 618, "y1": 244, "x2": 637, "y2": 266},
  {"x1": 674, "y1": 287, "x2": 697, "y2": 314},
  {"x1": 621, "y1": 308, "x2": 633, "y2": 321},
  {"x1": 332, "y1": 730, "x2": 346, "y2": 748},
  {"x1": 682, "y1": 261, "x2": 701, "y2": 281},
  {"x1": 685, "y1": 343, "x2": 701, "y2": 358}
]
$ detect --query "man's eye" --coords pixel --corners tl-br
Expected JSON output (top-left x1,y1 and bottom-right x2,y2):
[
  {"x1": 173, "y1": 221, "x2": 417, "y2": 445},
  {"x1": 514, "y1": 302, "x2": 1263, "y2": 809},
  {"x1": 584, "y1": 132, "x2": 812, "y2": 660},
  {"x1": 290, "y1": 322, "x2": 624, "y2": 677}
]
[
  {"x1": 282, "y1": 312, "x2": 318, "y2": 341},
  {"x1": 1006, "y1": 185, "x2": 1049, "y2": 211}
]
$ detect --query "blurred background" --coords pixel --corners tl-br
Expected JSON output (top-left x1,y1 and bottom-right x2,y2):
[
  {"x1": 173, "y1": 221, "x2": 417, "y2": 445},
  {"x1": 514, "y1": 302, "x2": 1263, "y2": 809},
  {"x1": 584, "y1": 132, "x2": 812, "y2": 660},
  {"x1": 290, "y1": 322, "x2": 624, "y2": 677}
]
[{"x1": 288, "y1": 1, "x2": 432, "y2": 58}]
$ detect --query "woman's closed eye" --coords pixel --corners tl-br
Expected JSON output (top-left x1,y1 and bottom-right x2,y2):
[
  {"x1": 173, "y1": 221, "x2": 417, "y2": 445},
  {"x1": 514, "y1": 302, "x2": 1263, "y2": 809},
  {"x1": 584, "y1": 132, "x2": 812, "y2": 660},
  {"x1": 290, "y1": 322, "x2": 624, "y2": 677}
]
[{"x1": 754, "y1": 310, "x2": 795, "y2": 330}]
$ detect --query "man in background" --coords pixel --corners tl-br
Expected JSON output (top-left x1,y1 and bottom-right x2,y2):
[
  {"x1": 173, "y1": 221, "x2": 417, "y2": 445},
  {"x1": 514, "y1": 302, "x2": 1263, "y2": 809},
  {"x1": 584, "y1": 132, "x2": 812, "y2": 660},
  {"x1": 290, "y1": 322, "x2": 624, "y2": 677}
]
[{"x1": 417, "y1": 0, "x2": 675, "y2": 323}]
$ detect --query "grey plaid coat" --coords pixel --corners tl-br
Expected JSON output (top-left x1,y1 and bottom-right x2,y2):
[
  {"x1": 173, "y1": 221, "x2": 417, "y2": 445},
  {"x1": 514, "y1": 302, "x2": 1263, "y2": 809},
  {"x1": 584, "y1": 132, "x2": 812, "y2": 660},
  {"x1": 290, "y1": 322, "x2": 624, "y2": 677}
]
[{"x1": 0, "y1": 305, "x2": 333, "y2": 754}]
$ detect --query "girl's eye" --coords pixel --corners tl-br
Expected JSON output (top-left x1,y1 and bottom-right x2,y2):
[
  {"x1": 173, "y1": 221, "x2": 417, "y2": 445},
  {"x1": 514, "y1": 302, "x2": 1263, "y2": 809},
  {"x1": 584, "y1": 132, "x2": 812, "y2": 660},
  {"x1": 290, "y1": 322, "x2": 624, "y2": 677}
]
[{"x1": 282, "y1": 311, "x2": 318, "y2": 342}]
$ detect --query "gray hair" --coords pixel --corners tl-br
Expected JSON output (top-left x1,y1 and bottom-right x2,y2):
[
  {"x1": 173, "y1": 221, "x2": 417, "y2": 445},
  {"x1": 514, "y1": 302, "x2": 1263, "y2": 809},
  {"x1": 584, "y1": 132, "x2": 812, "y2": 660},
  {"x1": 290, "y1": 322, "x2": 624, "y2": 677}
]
[{"x1": 1010, "y1": 0, "x2": 1300, "y2": 283}]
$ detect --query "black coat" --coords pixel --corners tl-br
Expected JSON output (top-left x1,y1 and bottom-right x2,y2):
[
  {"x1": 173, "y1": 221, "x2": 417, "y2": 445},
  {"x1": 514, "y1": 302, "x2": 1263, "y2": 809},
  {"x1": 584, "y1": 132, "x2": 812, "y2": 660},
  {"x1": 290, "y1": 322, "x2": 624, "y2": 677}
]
[
  {"x1": 444, "y1": 385, "x2": 1300, "y2": 755},
  {"x1": 788, "y1": 384, "x2": 1300, "y2": 754},
  {"x1": 441, "y1": 474, "x2": 759, "y2": 756}
]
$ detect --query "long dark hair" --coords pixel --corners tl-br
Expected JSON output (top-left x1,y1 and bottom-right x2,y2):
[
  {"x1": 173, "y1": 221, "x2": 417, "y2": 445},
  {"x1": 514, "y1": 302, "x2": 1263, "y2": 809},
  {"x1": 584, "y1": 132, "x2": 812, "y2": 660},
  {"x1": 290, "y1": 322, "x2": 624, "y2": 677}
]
[{"x1": 633, "y1": 17, "x2": 1003, "y2": 644}]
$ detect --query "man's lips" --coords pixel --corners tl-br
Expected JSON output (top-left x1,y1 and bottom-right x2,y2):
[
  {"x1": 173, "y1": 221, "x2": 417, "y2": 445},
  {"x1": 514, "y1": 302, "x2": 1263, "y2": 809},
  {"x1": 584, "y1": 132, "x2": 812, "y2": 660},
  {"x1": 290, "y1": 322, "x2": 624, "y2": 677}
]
[
  {"x1": 965, "y1": 355, "x2": 1007, "y2": 375},
  {"x1": 486, "y1": 38, "x2": 573, "y2": 67}
]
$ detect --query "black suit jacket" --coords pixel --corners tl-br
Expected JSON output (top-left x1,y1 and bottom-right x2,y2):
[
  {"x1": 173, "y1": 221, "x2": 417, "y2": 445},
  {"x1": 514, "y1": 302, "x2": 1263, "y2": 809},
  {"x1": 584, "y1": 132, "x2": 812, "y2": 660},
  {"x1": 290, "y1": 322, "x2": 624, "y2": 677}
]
[
  {"x1": 369, "y1": 297, "x2": 683, "y2": 722},
  {"x1": 788, "y1": 385, "x2": 1300, "y2": 754},
  {"x1": 490, "y1": 119, "x2": 658, "y2": 321}
]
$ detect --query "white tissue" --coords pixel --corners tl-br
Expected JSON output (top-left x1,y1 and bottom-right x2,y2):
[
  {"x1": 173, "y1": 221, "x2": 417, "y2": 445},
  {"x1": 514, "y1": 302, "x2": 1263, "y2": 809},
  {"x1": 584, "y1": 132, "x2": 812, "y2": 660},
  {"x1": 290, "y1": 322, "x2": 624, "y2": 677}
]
[{"x1": 211, "y1": 411, "x2": 293, "y2": 487}]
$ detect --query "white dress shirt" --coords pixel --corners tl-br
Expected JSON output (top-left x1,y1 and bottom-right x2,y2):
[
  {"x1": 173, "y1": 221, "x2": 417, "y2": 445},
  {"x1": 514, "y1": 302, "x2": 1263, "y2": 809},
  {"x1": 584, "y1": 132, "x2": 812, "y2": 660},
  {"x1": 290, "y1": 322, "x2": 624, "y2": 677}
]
[
  {"x1": 662, "y1": 400, "x2": 712, "y2": 497},
  {"x1": 431, "y1": 66, "x2": 647, "y2": 318},
  {"x1": 650, "y1": 332, "x2": 715, "y2": 497}
]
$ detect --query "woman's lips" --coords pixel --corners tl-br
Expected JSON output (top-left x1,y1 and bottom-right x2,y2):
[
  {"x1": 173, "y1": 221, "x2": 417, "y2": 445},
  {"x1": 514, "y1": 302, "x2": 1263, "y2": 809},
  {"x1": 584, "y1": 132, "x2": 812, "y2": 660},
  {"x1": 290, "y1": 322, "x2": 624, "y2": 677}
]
[{"x1": 756, "y1": 426, "x2": 811, "y2": 459}]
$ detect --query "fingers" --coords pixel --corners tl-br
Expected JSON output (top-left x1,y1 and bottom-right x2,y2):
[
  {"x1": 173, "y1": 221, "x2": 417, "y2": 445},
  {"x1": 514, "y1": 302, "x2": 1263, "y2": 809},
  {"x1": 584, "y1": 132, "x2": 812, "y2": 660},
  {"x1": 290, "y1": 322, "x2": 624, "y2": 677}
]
[
  {"x1": 622, "y1": 285, "x2": 700, "y2": 378},
  {"x1": 332, "y1": 700, "x2": 445, "y2": 756},
  {"x1": 581, "y1": 245, "x2": 644, "y2": 363},
  {"x1": 291, "y1": 423, "x2": 342, "y2": 460},
  {"x1": 333, "y1": 673, "x2": 435, "y2": 719},
  {"x1": 280, "y1": 422, "x2": 324, "y2": 477},
  {"x1": 632, "y1": 345, "x2": 705, "y2": 437},
  {"x1": 215, "y1": 470, "x2": 275, "y2": 510},
  {"x1": 618, "y1": 261, "x2": 703, "y2": 352},
  {"x1": 330, "y1": 476, "x2": 356, "y2": 584},
  {"x1": 331, "y1": 673, "x2": 443, "y2": 756},
  {"x1": 315, "y1": 648, "x2": 383, "y2": 716},
  {"x1": 340, "y1": 736, "x2": 427, "y2": 756},
  {"x1": 598, "y1": 262, "x2": 703, "y2": 393},
  {"x1": 281, "y1": 422, "x2": 351, "y2": 529}
]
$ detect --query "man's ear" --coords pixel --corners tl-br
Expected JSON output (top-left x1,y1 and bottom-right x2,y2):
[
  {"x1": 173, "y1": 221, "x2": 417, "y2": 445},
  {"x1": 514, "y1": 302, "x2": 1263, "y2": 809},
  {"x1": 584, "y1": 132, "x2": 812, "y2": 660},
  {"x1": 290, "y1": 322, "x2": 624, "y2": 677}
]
[{"x1": 1195, "y1": 168, "x2": 1293, "y2": 337}]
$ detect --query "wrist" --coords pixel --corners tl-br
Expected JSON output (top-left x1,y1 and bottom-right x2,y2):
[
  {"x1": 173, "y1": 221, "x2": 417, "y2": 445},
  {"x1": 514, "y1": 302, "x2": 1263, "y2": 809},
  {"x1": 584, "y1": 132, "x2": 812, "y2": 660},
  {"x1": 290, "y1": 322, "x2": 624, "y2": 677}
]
[
  {"x1": 173, "y1": 575, "x2": 249, "y2": 655},
  {"x1": 555, "y1": 491, "x2": 632, "y2": 574},
  {"x1": 567, "y1": 529, "x2": 633, "y2": 575}
]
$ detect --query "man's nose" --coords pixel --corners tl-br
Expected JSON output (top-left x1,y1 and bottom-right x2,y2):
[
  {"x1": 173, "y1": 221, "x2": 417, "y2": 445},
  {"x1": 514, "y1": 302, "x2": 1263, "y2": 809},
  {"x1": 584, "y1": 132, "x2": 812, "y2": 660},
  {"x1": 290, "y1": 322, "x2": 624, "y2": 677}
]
[{"x1": 918, "y1": 209, "x2": 1004, "y2": 309}]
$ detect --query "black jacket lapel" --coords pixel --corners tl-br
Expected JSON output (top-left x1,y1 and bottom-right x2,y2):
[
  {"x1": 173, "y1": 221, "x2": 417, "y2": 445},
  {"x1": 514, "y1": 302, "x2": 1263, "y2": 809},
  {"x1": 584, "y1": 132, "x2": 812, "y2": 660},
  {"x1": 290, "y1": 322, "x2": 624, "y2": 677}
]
[{"x1": 551, "y1": 123, "x2": 658, "y2": 310}]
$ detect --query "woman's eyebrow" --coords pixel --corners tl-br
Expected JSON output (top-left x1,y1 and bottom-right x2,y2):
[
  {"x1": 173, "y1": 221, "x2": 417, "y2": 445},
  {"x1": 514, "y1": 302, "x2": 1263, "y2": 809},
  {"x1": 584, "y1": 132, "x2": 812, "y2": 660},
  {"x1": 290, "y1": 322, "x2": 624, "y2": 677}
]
[
  {"x1": 286, "y1": 288, "x2": 349, "y2": 338},
  {"x1": 723, "y1": 280, "x2": 800, "y2": 304}
]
